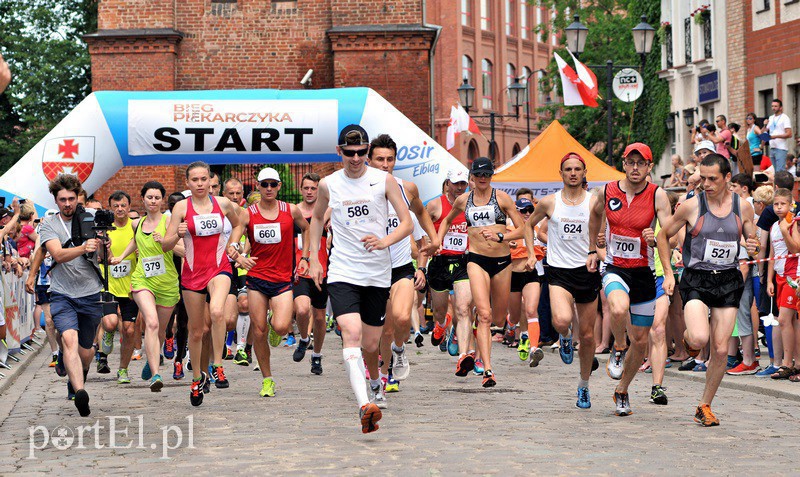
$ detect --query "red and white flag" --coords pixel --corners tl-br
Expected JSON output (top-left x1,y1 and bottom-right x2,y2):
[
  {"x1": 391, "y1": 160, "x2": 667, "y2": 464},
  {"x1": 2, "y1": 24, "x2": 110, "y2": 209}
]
[
  {"x1": 554, "y1": 51, "x2": 599, "y2": 107},
  {"x1": 446, "y1": 104, "x2": 481, "y2": 150}
]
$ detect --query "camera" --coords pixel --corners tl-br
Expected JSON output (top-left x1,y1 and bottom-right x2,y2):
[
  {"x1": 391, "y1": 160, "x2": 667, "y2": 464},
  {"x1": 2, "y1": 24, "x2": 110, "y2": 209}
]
[{"x1": 77, "y1": 208, "x2": 115, "y2": 241}]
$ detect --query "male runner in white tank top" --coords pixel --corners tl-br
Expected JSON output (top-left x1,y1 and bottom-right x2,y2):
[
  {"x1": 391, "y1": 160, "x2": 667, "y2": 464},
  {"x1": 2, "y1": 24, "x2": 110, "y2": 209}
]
[{"x1": 308, "y1": 125, "x2": 413, "y2": 433}]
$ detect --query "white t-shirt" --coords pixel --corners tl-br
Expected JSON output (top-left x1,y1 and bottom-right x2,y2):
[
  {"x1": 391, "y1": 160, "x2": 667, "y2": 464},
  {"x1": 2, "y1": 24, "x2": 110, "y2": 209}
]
[{"x1": 768, "y1": 113, "x2": 792, "y2": 151}]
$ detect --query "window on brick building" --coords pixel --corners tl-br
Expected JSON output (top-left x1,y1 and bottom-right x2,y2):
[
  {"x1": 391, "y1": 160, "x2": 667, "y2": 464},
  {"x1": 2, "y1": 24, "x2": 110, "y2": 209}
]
[
  {"x1": 522, "y1": 66, "x2": 532, "y2": 114},
  {"x1": 759, "y1": 89, "x2": 774, "y2": 118},
  {"x1": 507, "y1": 63, "x2": 517, "y2": 111},
  {"x1": 505, "y1": 0, "x2": 516, "y2": 36},
  {"x1": 481, "y1": 0, "x2": 492, "y2": 31},
  {"x1": 520, "y1": 2, "x2": 529, "y2": 39},
  {"x1": 462, "y1": 0, "x2": 472, "y2": 27},
  {"x1": 512, "y1": 143, "x2": 521, "y2": 156},
  {"x1": 684, "y1": 17, "x2": 692, "y2": 64},
  {"x1": 702, "y1": 12, "x2": 712, "y2": 59},
  {"x1": 468, "y1": 139, "x2": 480, "y2": 164},
  {"x1": 482, "y1": 59, "x2": 494, "y2": 110},
  {"x1": 551, "y1": 10, "x2": 557, "y2": 45},
  {"x1": 536, "y1": 6, "x2": 543, "y2": 42},
  {"x1": 665, "y1": 25, "x2": 673, "y2": 68},
  {"x1": 537, "y1": 69, "x2": 548, "y2": 106},
  {"x1": 463, "y1": 55, "x2": 473, "y2": 84}
]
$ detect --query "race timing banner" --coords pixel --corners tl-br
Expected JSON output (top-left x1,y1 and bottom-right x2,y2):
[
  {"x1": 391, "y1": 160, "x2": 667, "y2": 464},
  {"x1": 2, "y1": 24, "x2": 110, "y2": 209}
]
[{"x1": 0, "y1": 88, "x2": 467, "y2": 212}]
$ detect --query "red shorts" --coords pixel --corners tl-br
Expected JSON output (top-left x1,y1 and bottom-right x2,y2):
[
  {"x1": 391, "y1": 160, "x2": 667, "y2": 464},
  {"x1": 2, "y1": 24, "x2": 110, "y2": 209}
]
[{"x1": 776, "y1": 275, "x2": 799, "y2": 309}]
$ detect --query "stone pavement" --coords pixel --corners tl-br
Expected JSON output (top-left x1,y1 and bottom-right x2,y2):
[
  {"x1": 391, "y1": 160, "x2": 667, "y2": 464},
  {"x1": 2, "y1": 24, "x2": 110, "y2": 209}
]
[{"x1": 1, "y1": 334, "x2": 799, "y2": 475}]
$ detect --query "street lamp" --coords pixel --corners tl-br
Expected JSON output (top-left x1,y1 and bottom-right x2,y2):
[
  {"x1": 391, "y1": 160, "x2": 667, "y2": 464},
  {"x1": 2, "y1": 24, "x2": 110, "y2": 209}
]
[
  {"x1": 565, "y1": 14, "x2": 588, "y2": 56},
  {"x1": 683, "y1": 107, "x2": 698, "y2": 128},
  {"x1": 457, "y1": 77, "x2": 526, "y2": 162},
  {"x1": 632, "y1": 15, "x2": 656, "y2": 65},
  {"x1": 665, "y1": 111, "x2": 678, "y2": 131}
]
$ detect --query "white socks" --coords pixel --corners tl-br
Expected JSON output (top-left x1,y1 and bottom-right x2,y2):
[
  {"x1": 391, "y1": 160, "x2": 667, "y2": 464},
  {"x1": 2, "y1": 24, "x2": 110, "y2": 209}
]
[
  {"x1": 343, "y1": 347, "x2": 369, "y2": 407},
  {"x1": 236, "y1": 313, "x2": 250, "y2": 349}
]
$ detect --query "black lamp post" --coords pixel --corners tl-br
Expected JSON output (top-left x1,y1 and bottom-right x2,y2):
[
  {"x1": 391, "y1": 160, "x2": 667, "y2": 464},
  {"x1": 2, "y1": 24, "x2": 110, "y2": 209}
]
[
  {"x1": 565, "y1": 14, "x2": 656, "y2": 164},
  {"x1": 458, "y1": 77, "x2": 526, "y2": 162},
  {"x1": 683, "y1": 107, "x2": 698, "y2": 128}
]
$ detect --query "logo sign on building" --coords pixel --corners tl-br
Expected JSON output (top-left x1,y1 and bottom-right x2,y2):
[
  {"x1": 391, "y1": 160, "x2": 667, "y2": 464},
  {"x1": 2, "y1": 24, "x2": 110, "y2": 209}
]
[
  {"x1": 698, "y1": 70, "x2": 720, "y2": 105},
  {"x1": 612, "y1": 68, "x2": 644, "y2": 103}
]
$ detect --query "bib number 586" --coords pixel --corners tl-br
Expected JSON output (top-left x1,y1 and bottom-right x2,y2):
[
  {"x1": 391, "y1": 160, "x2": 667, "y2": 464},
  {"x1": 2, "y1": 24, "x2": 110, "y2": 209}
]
[{"x1": 347, "y1": 205, "x2": 369, "y2": 218}]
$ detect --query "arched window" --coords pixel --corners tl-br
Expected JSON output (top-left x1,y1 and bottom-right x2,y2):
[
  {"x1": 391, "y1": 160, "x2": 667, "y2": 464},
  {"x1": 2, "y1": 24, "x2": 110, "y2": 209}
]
[
  {"x1": 462, "y1": 55, "x2": 473, "y2": 85},
  {"x1": 512, "y1": 143, "x2": 521, "y2": 157},
  {"x1": 482, "y1": 59, "x2": 493, "y2": 110},
  {"x1": 507, "y1": 63, "x2": 517, "y2": 111},
  {"x1": 468, "y1": 139, "x2": 480, "y2": 164}
]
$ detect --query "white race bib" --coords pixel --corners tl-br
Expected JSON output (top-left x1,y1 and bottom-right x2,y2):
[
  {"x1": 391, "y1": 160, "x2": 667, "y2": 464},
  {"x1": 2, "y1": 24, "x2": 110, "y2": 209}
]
[
  {"x1": 142, "y1": 255, "x2": 166, "y2": 278},
  {"x1": 193, "y1": 213, "x2": 223, "y2": 237},
  {"x1": 703, "y1": 239, "x2": 737, "y2": 265},
  {"x1": 344, "y1": 202, "x2": 376, "y2": 225},
  {"x1": 386, "y1": 214, "x2": 400, "y2": 235},
  {"x1": 559, "y1": 221, "x2": 585, "y2": 241},
  {"x1": 610, "y1": 233, "x2": 641, "y2": 259},
  {"x1": 469, "y1": 205, "x2": 496, "y2": 227},
  {"x1": 442, "y1": 232, "x2": 468, "y2": 252},
  {"x1": 110, "y1": 260, "x2": 132, "y2": 278},
  {"x1": 254, "y1": 223, "x2": 281, "y2": 244}
]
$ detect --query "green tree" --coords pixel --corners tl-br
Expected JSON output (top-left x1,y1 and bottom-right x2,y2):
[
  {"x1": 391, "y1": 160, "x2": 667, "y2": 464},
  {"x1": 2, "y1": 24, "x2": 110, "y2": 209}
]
[
  {"x1": 0, "y1": 0, "x2": 97, "y2": 173},
  {"x1": 535, "y1": 0, "x2": 669, "y2": 166}
]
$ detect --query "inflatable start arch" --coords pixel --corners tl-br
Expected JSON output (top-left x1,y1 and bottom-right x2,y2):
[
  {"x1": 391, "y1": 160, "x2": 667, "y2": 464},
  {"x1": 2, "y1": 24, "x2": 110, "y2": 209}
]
[{"x1": 0, "y1": 88, "x2": 467, "y2": 212}]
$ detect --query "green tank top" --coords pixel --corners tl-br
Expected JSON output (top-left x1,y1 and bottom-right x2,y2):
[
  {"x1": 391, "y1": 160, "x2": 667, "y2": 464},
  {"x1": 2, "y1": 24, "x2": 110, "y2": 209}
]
[{"x1": 131, "y1": 214, "x2": 179, "y2": 290}]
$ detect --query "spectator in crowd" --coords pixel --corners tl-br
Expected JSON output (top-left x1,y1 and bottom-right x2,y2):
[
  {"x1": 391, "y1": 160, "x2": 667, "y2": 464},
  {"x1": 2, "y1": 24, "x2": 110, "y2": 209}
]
[
  {"x1": 709, "y1": 115, "x2": 734, "y2": 172},
  {"x1": 666, "y1": 154, "x2": 688, "y2": 188},
  {"x1": 746, "y1": 112, "x2": 765, "y2": 170},
  {"x1": 764, "y1": 99, "x2": 793, "y2": 172}
]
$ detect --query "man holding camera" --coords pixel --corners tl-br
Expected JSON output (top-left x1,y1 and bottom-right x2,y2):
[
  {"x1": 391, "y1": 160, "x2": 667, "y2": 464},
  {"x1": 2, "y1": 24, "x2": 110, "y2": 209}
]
[{"x1": 39, "y1": 175, "x2": 104, "y2": 416}]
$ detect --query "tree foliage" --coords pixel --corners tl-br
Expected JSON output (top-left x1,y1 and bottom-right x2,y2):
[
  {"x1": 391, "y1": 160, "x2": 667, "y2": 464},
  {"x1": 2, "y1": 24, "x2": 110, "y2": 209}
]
[
  {"x1": 0, "y1": 0, "x2": 97, "y2": 173},
  {"x1": 535, "y1": 0, "x2": 669, "y2": 166}
]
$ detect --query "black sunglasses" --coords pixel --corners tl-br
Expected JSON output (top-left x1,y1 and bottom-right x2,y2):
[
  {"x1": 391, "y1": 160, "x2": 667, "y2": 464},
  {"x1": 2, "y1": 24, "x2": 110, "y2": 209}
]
[
  {"x1": 518, "y1": 207, "x2": 534, "y2": 214},
  {"x1": 260, "y1": 180, "x2": 280, "y2": 189},
  {"x1": 472, "y1": 172, "x2": 493, "y2": 178},
  {"x1": 341, "y1": 147, "x2": 369, "y2": 157}
]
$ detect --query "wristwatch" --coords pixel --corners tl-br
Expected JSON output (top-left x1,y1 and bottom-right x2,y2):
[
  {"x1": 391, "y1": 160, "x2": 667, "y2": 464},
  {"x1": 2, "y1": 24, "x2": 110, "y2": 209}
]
[
  {"x1": 497, "y1": 232, "x2": 504, "y2": 243},
  {"x1": 418, "y1": 267, "x2": 427, "y2": 274},
  {"x1": 300, "y1": 256, "x2": 310, "y2": 263}
]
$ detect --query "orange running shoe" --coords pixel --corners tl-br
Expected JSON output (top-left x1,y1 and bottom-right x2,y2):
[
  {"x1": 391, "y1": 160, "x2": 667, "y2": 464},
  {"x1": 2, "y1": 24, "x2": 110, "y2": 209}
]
[
  {"x1": 455, "y1": 352, "x2": 475, "y2": 377},
  {"x1": 360, "y1": 403, "x2": 382, "y2": 433},
  {"x1": 431, "y1": 322, "x2": 446, "y2": 346},
  {"x1": 694, "y1": 403, "x2": 720, "y2": 427}
]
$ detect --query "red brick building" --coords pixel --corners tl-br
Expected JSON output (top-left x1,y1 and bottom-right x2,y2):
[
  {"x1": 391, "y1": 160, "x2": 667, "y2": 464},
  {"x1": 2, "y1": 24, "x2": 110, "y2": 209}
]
[{"x1": 86, "y1": 0, "x2": 554, "y2": 209}]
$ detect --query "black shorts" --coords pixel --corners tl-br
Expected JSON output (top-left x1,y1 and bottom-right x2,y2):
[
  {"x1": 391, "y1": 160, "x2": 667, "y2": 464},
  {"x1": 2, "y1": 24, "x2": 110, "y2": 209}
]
[
  {"x1": 294, "y1": 276, "x2": 328, "y2": 310},
  {"x1": 247, "y1": 276, "x2": 293, "y2": 299},
  {"x1": 468, "y1": 253, "x2": 512, "y2": 278},
  {"x1": 229, "y1": 273, "x2": 247, "y2": 296},
  {"x1": 428, "y1": 254, "x2": 469, "y2": 292},
  {"x1": 602, "y1": 265, "x2": 657, "y2": 305},
  {"x1": 680, "y1": 267, "x2": 744, "y2": 309},
  {"x1": 327, "y1": 282, "x2": 389, "y2": 327},
  {"x1": 391, "y1": 262, "x2": 416, "y2": 285},
  {"x1": 117, "y1": 296, "x2": 139, "y2": 322},
  {"x1": 35, "y1": 285, "x2": 50, "y2": 305},
  {"x1": 546, "y1": 265, "x2": 601, "y2": 304},
  {"x1": 511, "y1": 270, "x2": 539, "y2": 293}
]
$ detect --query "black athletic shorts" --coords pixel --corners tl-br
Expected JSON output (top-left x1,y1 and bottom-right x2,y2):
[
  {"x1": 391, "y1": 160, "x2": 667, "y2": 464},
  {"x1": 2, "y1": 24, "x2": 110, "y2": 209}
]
[
  {"x1": 117, "y1": 296, "x2": 139, "y2": 322},
  {"x1": 468, "y1": 253, "x2": 512, "y2": 278},
  {"x1": 602, "y1": 265, "x2": 657, "y2": 305},
  {"x1": 327, "y1": 282, "x2": 389, "y2": 327},
  {"x1": 680, "y1": 267, "x2": 744, "y2": 309},
  {"x1": 247, "y1": 276, "x2": 293, "y2": 299},
  {"x1": 391, "y1": 262, "x2": 416, "y2": 285},
  {"x1": 511, "y1": 270, "x2": 540, "y2": 293},
  {"x1": 294, "y1": 276, "x2": 328, "y2": 310},
  {"x1": 230, "y1": 273, "x2": 247, "y2": 296},
  {"x1": 35, "y1": 285, "x2": 51, "y2": 305},
  {"x1": 546, "y1": 265, "x2": 601, "y2": 304},
  {"x1": 428, "y1": 254, "x2": 469, "y2": 292}
]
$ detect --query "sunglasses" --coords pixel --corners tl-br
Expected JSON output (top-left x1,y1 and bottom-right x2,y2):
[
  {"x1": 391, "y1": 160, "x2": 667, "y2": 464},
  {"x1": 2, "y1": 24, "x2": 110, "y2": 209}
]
[
  {"x1": 341, "y1": 147, "x2": 369, "y2": 157},
  {"x1": 518, "y1": 207, "x2": 534, "y2": 214},
  {"x1": 472, "y1": 172, "x2": 493, "y2": 178},
  {"x1": 260, "y1": 180, "x2": 280, "y2": 189}
]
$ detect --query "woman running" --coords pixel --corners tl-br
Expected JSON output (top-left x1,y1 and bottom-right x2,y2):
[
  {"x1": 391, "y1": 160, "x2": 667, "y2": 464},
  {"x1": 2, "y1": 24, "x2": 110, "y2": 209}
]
[
  {"x1": 111, "y1": 181, "x2": 182, "y2": 391},
  {"x1": 161, "y1": 161, "x2": 242, "y2": 406},
  {"x1": 437, "y1": 157, "x2": 527, "y2": 387}
]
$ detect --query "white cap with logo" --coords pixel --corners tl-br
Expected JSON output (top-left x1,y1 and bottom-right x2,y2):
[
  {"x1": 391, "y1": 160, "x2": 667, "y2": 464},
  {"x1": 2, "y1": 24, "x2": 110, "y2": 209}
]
[
  {"x1": 257, "y1": 167, "x2": 281, "y2": 182},
  {"x1": 693, "y1": 140, "x2": 715, "y2": 154},
  {"x1": 447, "y1": 169, "x2": 468, "y2": 183}
]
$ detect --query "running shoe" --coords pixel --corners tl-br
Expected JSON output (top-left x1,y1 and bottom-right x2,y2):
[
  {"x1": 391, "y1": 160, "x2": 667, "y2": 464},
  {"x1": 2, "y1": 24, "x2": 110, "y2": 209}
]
[
  {"x1": 74, "y1": 389, "x2": 90, "y2": 417},
  {"x1": 576, "y1": 386, "x2": 591, "y2": 409},
  {"x1": 385, "y1": 377, "x2": 400, "y2": 393},
  {"x1": 203, "y1": 375, "x2": 211, "y2": 393},
  {"x1": 438, "y1": 339, "x2": 447, "y2": 353},
  {"x1": 414, "y1": 332, "x2": 424, "y2": 348},
  {"x1": 190, "y1": 372, "x2": 207, "y2": 407},
  {"x1": 285, "y1": 334, "x2": 297, "y2": 347},
  {"x1": 559, "y1": 334, "x2": 574, "y2": 364},
  {"x1": 727, "y1": 361, "x2": 760, "y2": 375},
  {"x1": 431, "y1": 321, "x2": 446, "y2": 346},
  {"x1": 692, "y1": 362, "x2": 707, "y2": 372},
  {"x1": 694, "y1": 403, "x2": 720, "y2": 427},
  {"x1": 55, "y1": 351, "x2": 66, "y2": 377},
  {"x1": 326, "y1": 313, "x2": 334, "y2": 332},
  {"x1": 131, "y1": 349, "x2": 142, "y2": 361},
  {"x1": 117, "y1": 368, "x2": 130, "y2": 384},
  {"x1": 101, "y1": 331, "x2": 115, "y2": 355},
  {"x1": 455, "y1": 352, "x2": 475, "y2": 377},
  {"x1": 234, "y1": 349, "x2": 249, "y2": 366},
  {"x1": 518, "y1": 337, "x2": 531, "y2": 361},
  {"x1": 142, "y1": 361, "x2": 153, "y2": 381},
  {"x1": 259, "y1": 377, "x2": 276, "y2": 397},
  {"x1": 756, "y1": 364, "x2": 779, "y2": 377},
  {"x1": 49, "y1": 353, "x2": 58, "y2": 367},
  {"x1": 502, "y1": 326, "x2": 515, "y2": 346},
  {"x1": 97, "y1": 355, "x2": 111, "y2": 374},
  {"x1": 474, "y1": 358, "x2": 485, "y2": 375},
  {"x1": 246, "y1": 348, "x2": 253, "y2": 363},
  {"x1": 391, "y1": 346, "x2": 410, "y2": 381},
  {"x1": 67, "y1": 380, "x2": 76, "y2": 400},
  {"x1": 187, "y1": 359, "x2": 192, "y2": 371},
  {"x1": 359, "y1": 403, "x2": 382, "y2": 434},
  {"x1": 607, "y1": 347, "x2": 626, "y2": 380},
  {"x1": 446, "y1": 328, "x2": 459, "y2": 356},
  {"x1": 268, "y1": 322, "x2": 282, "y2": 347},
  {"x1": 163, "y1": 338, "x2": 175, "y2": 360},
  {"x1": 150, "y1": 374, "x2": 164, "y2": 392},
  {"x1": 613, "y1": 390, "x2": 632, "y2": 416},
  {"x1": 311, "y1": 355, "x2": 323, "y2": 375},
  {"x1": 650, "y1": 385, "x2": 668, "y2": 405},
  {"x1": 370, "y1": 384, "x2": 388, "y2": 409},
  {"x1": 223, "y1": 346, "x2": 233, "y2": 360},
  {"x1": 678, "y1": 358, "x2": 697, "y2": 371},
  {"x1": 529, "y1": 347, "x2": 545, "y2": 368},
  {"x1": 293, "y1": 338, "x2": 309, "y2": 362},
  {"x1": 213, "y1": 365, "x2": 229, "y2": 388},
  {"x1": 726, "y1": 355, "x2": 740, "y2": 370},
  {"x1": 173, "y1": 361, "x2": 184, "y2": 380},
  {"x1": 482, "y1": 370, "x2": 496, "y2": 388}
]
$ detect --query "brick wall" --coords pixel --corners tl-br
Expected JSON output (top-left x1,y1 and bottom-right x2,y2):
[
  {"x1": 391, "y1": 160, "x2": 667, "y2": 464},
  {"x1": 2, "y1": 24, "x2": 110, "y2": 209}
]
[{"x1": 727, "y1": 0, "x2": 746, "y2": 123}]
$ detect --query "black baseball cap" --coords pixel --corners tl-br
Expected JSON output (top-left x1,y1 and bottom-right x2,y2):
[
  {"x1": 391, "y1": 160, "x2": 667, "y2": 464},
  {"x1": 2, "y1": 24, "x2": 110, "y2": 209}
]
[
  {"x1": 338, "y1": 124, "x2": 370, "y2": 147},
  {"x1": 0, "y1": 208, "x2": 10, "y2": 220},
  {"x1": 470, "y1": 156, "x2": 494, "y2": 175}
]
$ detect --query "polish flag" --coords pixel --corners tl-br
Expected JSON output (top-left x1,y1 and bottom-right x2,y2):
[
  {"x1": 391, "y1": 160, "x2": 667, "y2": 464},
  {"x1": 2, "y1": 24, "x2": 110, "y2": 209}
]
[
  {"x1": 446, "y1": 104, "x2": 482, "y2": 150},
  {"x1": 554, "y1": 52, "x2": 599, "y2": 107},
  {"x1": 567, "y1": 49, "x2": 599, "y2": 107}
]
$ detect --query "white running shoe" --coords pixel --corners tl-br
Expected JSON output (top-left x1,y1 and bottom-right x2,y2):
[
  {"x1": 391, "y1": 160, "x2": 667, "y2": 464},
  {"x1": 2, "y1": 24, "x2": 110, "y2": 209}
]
[{"x1": 391, "y1": 346, "x2": 410, "y2": 381}]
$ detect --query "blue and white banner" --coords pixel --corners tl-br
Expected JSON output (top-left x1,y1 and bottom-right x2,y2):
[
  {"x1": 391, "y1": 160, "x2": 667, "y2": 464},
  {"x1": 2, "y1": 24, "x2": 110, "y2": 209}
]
[{"x1": 0, "y1": 88, "x2": 466, "y2": 212}]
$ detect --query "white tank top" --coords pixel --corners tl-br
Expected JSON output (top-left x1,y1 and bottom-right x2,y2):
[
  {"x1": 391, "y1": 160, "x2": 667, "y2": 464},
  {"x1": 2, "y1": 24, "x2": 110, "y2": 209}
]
[
  {"x1": 327, "y1": 166, "x2": 392, "y2": 287},
  {"x1": 387, "y1": 178, "x2": 424, "y2": 268},
  {"x1": 547, "y1": 190, "x2": 591, "y2": 269}
]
